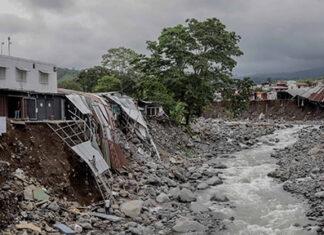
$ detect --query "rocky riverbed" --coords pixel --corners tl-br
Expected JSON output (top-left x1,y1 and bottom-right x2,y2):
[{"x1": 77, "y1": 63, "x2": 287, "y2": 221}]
[
  {"x1": 269, "y1": 124, "x2": 324, "y2": 234},
  {"x1": 1, "y1": 118, "x2": 323, "y2": 234}
]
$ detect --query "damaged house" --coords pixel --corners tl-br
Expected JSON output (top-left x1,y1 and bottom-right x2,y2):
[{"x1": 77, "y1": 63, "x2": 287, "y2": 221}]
[
  {"x1": 0, "y1": 55, "x2": 160, "y2": 202},
  {"x1": 0, "y1": 55, "x2": 65, "y2": 120}
]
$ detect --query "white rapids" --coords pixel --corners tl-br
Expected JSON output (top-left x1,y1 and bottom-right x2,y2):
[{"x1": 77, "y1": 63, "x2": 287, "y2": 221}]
[{"x1": 198, "y1": 125, "x2": 316, "y2": 235}]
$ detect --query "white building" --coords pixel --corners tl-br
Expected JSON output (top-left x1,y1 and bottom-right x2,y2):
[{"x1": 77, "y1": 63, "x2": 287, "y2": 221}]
[{"x1": 0, "y1": 55, "x2": 57, "y2": 93}]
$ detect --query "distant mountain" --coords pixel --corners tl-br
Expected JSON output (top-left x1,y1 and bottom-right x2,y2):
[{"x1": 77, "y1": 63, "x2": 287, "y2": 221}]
[
  {"x1": 249, "y1": 67, "x2": 324, "y2": 84},
  {"x1": 57, "y1": 68, "x2": 80, "y2": 81}
]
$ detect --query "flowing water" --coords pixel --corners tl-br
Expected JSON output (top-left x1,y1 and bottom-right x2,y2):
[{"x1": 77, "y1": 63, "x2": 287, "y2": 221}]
[{"x1": 199, "y1": 125, "x2": 316, "y2": 235}]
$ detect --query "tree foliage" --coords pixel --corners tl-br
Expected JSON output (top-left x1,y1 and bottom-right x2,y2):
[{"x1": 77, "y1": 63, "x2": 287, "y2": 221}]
[
  {"x1": 94, "y1": 75, "x2": 122, "y2": 92},
  {"x1": 222, "y1": 77, "x2": 254, "y2": 117},
  {"x1": 75, "y1": 66, "x2": 111, "y2": 92},
  {"x1": 101, "y1": 47, "x2": 140, "y2": 95},
  {"x1": 137, "y1": 18, "x2": 243, "y2": 123},
  {"x1": 134, "y1": 76, "x2": 175, "y2": 112},
  {"x1": 57, "y1": 79, "x2": 82, "y2": 91}
]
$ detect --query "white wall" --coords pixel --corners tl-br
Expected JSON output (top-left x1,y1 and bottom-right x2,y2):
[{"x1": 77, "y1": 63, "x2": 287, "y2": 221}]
[{"x1": 0, "y1": 55, "x2": 57, "y2": 93}]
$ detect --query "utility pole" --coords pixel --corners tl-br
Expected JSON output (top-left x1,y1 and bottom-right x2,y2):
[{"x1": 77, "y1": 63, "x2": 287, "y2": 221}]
[
  {"x1": 0, "y1": 42, "x2": 4, "y2": 55},
  {"x1": 8, "y1": 37, "x2": 12, "y2": 56}
]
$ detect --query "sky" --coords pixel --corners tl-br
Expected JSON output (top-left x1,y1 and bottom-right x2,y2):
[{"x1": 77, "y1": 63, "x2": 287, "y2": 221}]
[{"x1": 0, "y1": 0, "x2": 324, "y2": 76}]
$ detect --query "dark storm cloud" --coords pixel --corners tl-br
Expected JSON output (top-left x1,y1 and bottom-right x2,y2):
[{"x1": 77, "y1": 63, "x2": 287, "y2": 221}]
[
  {"x1": 13, "y1": 0, "x2": 75, "y2": 13},
  {"x1": 1, "y1": 0, "x2": 324, "y2": 75}
]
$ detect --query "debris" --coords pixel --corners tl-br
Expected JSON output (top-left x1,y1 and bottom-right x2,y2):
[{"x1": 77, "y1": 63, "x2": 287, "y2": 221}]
[
  {"x1": 53, "y1": 224, "x2": 76, "y2": 234},
  {"x1": 90, "y1": 212, "x2": 123, "y2": 222},
  {"x1": 74, "y1": 224, "x2": 83, "y2": 233},
  {"x1": 24, "y1": 185, "x2": 37, "y2": 200},
  {"x1": 16, "y1": 223, "x2": 42, "y2": 233},
  {"x1": 33, "y1": 188, "x2": 50, "y2": 201},
  {"x1": 48, "y1": 201, "x2": 60, "y2": 211}
]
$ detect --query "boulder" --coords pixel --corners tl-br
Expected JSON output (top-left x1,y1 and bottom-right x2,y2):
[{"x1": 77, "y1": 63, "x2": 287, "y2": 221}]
[
  {"x1": 172, "y1": 218, "x2": 206, "y2": 233},
  {"x1": 120, "y1": 200, "x2": 143, "y2": 218},
  {"x1": 156, "y1": 193, "x2": 170, "y2": 203},
  {"x1": 315, "y1": 191, "x2": 324, "y2": 198},
  {"x1": 197, "y1": 182, "x2": 209, "y2": 190},
  {"x1": 206, "y1": 176, "x2": 223, "y2": 186},
  {"x1": 210, "y1": 192, "x2": 229, "y2": 202},
  {"x1": 178, "y1": 188, "x2": 196, "y2": 202}
]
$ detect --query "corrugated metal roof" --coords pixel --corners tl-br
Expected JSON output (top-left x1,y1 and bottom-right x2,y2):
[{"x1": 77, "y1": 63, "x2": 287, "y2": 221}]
[
  {"x1": 286, "y1": 89, "x2": 307, "y2": 98},
  {"x1": 294, "y1": 84, "x2": 324, "y2": 102},
  {"x1": 72, "y1": 141, "x2": 109, "y2": 176}
]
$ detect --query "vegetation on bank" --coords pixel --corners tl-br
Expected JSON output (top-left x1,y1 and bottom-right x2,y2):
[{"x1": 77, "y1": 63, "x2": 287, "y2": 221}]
[{"x1": 58, "y1": 18, "x2": 254, "y2": 124}]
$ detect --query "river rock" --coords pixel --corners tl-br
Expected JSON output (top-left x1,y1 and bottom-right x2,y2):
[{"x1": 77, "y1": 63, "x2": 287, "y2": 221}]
[
  {"x1": 172, "y1": 218, "x2": 206, "y2": 233},
  {"x1": 178, "y1": 188, "x2": 196, "y2": 202},
  {"x1": 314, "y1": 191, "x2": 324, "y2": 198},
  {"x1": 206, "y1": 176, "x2": 223, "y2": 186},
  {"x1": 120, "y1": 200, "x2": 143, "y2": 218},
  {"x1": 210, "y1": 192, "x2": 229, "y2": 202},
  {"x1": 197, "y1": 182, "x2": 209, "y2": 190},
  {"x1": 156, "y1": 193, "x2": 170, "y2": 203}
]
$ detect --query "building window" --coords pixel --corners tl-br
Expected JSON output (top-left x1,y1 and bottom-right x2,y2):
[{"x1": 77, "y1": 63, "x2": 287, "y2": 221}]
[
  {"x1": 16, "y1": 68, "x2": 27, "y2": 82},
  {"x1": 0, "y1": 67, "x2": 6, "y2": 80},
  {"x1": 39, "y1": 71, "x2": 49, "y2": 84}
]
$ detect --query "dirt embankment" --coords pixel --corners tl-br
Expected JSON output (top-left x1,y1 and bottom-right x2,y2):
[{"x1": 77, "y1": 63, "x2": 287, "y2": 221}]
[
  {"x1": 0, "y1": 122, "x2": 101, "y2": 205},
  {"x1": 204, "y1": 100, "x2": 324, "y2": 120}
]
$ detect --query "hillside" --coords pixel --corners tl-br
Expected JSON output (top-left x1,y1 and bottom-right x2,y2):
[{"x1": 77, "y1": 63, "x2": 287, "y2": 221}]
[
  {"x1": 249, "y1": 67, "x2": 324, "y2": 84},
  {"x1": 57, "y1": 68, "x2": 80, "y2": 81}
]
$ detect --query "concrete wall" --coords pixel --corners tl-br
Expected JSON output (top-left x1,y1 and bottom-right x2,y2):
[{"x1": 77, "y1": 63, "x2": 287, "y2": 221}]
[{"x1": 0, "y1": 55, "x2": 57, "y2": 93}]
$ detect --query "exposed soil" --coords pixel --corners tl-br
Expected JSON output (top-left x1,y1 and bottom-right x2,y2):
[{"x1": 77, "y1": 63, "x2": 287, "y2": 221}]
[
  {"x1": 0, "y1": 121, "x2": 101, "y2": 205},
  {"x1": 204, "y1": 100, "x2": 324, "y2": 120}
]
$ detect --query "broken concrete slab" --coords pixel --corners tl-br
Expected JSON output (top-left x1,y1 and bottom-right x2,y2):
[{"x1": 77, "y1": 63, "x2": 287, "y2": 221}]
[
  {"x1": 90, "y1": 212, "x2": 123, "y2": 222},
  {"x1": 33, "y1": 188, "x2": 50, "y2": 201},
  {"x1": 53, "y1": 224, "x2": 76, "y2": 234}
]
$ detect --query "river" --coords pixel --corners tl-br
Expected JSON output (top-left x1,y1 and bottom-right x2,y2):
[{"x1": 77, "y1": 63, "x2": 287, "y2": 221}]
[{"x1": 199, "y1": 125, "x2": 317, "y2": 235}]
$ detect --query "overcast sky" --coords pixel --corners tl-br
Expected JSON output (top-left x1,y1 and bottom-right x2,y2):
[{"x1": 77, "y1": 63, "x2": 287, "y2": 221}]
[{"x1": 1, "y1": 0, "x2": 324, "y2": 76}]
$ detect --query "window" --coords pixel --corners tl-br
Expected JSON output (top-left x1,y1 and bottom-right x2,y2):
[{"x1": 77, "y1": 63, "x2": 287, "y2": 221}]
[
  {"x1": 39, "y1": 71, "x2": 49, "y2": 84},
  {"x1": 0, "y1": 67, "x2": 6, "y2": 80},
  {"x1": 16, "y1": 68, "x2": 27, "y2": 82}
]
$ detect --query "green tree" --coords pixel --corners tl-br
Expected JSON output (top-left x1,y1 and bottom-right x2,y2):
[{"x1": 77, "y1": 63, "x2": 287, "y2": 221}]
[
  {"x1": 223, "y1": 77, "x2": 254, "y2": 117},
  {"x1": 135, "y1": 76, "x2": 175, "y2": 112},
  {"x1": 94, "y1": 75, "x2": 122, "y2": 92},
  {"x1": 75, "y1": 66, "x2": 111, "y2": 92},
  {"x1": 57, "y1": 79, "x2": 82, "y2": 91},
  {"x1": 102, "y1": 47, "x2": 140, "y2": 95},
  {"x1": 137, "y1": 18, "x2": 243, "y2": 124}
]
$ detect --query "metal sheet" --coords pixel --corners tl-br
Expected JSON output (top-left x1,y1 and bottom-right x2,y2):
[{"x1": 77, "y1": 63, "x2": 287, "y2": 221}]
[
  {"x1": 72, "y1": 141, "x2": 109, "y2": 176},
  {"x1": 66, "y1": 94, "x2": 92, "y2": 115},
  {"x1": 104, "y1": 93, "x2": 148, "y2": 138},
  {"x1": 108, "y1": 140, "x2": 128, "y2": 169}
]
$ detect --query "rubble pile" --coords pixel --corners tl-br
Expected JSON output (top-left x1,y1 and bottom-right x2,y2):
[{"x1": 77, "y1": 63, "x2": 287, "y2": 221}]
[{"x1": 269, "y1": 125, "x2": 324, "y2": 234}]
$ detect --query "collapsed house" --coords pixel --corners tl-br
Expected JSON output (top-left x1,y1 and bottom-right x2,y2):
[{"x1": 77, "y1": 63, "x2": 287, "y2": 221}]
[{"x1": 0, "y1": 55, "x2": 160, "y2": 202}]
